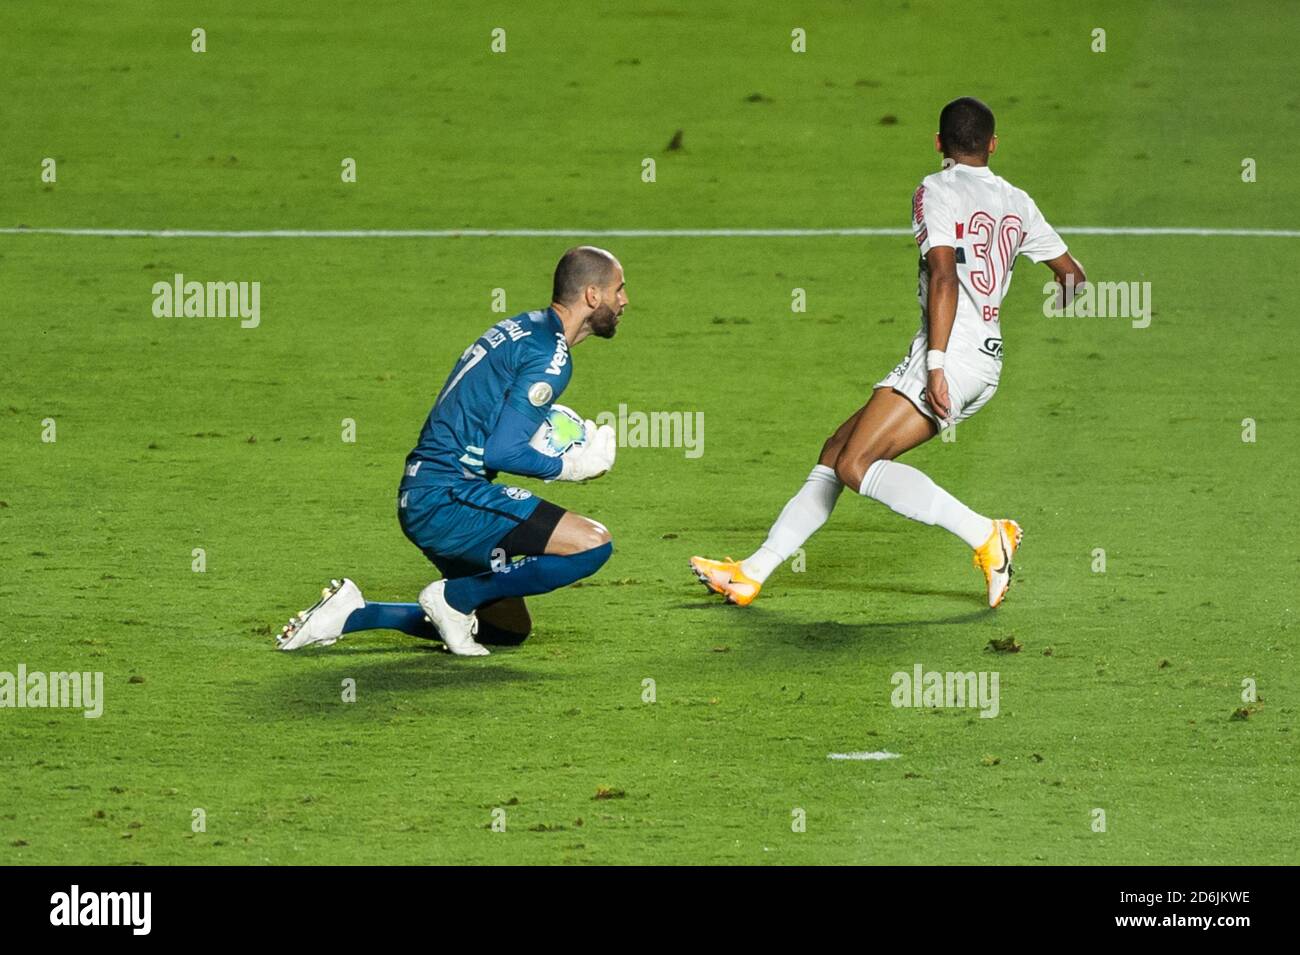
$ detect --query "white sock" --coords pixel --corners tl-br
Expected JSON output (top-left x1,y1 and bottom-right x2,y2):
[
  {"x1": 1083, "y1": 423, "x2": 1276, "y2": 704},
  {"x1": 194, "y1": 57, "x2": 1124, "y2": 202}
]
[
  {"x1": 859, "y1": 459, "x2": 993, "y2": 549},
  {"x1": 741, "y1": 465, "x2": 844, "y2": 583}
]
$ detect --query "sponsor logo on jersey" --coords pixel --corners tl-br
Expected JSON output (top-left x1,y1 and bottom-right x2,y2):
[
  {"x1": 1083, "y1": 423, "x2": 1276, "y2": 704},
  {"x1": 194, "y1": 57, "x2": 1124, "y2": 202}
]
[
  {"x1": 545, "y1": 332, "x2": 569, "y2": 376},
  {"x1": 979, "y1": 337, "x2": 1003, "y2": 360},
  {"x1": 503, "y1": 487, "x2": 532, "y2": 501},
  {"x1": 528, "y1": 381, "x2": 553, "y2": 406}
]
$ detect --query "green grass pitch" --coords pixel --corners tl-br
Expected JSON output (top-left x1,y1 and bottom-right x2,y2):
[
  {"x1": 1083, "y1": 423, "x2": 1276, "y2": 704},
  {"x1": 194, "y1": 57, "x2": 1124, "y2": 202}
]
[{"x1": 1, "y1": 1, "x2": 1296, "y2": 865}]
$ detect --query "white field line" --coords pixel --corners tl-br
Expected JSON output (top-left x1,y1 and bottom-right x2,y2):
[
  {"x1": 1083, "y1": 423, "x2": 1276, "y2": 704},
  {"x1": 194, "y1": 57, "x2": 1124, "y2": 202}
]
[
  {"x1": 0, "y1": 226, "x2": 1297, "y2": 239},
  {"x1": 828, "y1": 751, "x2": 901, "y2": 761}
]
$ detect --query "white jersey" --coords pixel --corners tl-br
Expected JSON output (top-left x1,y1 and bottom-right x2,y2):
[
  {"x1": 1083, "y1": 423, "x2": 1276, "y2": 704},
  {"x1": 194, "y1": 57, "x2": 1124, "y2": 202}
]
[{"x1": 911, "y1": 163, "x2": 1067, "y2": 371}]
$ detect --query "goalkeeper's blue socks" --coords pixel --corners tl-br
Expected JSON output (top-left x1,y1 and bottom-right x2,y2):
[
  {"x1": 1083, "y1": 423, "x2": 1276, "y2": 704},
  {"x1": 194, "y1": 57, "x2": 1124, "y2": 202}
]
[
  {"x1": 339, "y1": 543, "x2": 611, "y2": 636},
  {"x1": 342, "y1": 601, "x2": 427, "y2": 637},
  {"x1": 343, "y1": 601, "x2": 533, "y2": 645},
  {"x1": 444, "y1": 543, "x2": 612, "y2": 614}
]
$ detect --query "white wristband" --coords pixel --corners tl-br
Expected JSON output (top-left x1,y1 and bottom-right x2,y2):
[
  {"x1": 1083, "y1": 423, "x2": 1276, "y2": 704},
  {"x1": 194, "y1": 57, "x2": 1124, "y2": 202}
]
[{"x1": 926, "y1": 349, "x2": 946, "y2": 371}]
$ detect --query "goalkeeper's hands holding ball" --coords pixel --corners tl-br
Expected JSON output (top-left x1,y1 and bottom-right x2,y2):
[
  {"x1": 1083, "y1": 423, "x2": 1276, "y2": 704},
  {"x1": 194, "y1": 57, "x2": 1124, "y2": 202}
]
[{"x1": 559, "y1": 420, "x2": 617, "y2": 482}]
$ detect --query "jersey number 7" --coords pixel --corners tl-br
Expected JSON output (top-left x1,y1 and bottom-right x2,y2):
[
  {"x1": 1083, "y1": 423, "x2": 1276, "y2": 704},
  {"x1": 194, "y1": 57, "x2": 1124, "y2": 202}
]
[{"x1": 436, "y1": 343, "x2": 488, "y2": 406}]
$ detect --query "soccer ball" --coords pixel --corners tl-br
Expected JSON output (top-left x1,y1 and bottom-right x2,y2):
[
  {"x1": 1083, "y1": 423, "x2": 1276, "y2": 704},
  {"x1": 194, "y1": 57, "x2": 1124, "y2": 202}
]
[{"x1": 529, "y1": 404, "x2": 588, "y2": 457}]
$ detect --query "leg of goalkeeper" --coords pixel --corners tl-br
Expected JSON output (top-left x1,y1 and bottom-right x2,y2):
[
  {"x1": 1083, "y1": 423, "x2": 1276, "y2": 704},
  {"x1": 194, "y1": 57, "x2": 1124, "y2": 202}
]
[{"x1": 441, "y1": 512, "x2": 613, "y2": 614}]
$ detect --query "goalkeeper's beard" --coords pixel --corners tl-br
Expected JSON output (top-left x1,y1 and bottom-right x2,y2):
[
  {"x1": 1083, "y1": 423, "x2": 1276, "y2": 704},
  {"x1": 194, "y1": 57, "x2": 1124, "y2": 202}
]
[{"x1": 587, "y1": 303, "x2": 619, "y2": 339}]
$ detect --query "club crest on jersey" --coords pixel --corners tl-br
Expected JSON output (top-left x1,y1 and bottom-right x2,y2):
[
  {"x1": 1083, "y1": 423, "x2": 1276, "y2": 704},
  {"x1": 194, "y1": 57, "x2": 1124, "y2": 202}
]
[
  {"x1": 545, "y1": 332, "x2": 569, "y2": 376},
  {"x1": 503, "y1": 487, "x2": 532, "y2": 501},
  {"x1": 528, "y1": 381, "x2": 553, "y2": 407}
]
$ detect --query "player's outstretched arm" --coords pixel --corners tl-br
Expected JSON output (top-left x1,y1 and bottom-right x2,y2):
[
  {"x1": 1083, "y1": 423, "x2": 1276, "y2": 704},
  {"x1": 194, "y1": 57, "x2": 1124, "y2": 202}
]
[{"x1": 1045, "y1": 250, "x2": 1088, "y2": 309}]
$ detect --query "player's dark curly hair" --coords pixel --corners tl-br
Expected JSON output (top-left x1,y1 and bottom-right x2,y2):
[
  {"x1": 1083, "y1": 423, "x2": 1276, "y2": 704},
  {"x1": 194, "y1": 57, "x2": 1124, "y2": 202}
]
[
  {"x1": 938, "y1": 97, "x2": 996, "y2": 156},
  {"x1": 552, "y1": 246, "x2": 618, "y2": 305}
]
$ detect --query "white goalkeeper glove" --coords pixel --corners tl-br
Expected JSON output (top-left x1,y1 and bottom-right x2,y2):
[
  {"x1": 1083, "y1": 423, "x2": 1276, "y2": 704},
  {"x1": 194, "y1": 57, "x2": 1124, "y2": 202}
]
[{"x1": 558, "y1": 421, "x2": 616, "y2": 482}]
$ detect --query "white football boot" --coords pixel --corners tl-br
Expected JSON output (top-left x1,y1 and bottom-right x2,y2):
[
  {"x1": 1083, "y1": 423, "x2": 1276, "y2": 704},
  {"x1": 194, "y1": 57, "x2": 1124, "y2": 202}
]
[
  {"x1": 277, "y1": 578, "x2": 365, "y2": 650},
  {"x1": 418, "y1": 579, "x2": 489, "y2": 656}
]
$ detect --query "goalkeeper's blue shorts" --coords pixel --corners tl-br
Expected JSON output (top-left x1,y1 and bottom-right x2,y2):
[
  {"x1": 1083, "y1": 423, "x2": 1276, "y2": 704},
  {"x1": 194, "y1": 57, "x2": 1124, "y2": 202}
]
[{"x1": 397, "y1": 478, "x2": 561, "y2": 572}]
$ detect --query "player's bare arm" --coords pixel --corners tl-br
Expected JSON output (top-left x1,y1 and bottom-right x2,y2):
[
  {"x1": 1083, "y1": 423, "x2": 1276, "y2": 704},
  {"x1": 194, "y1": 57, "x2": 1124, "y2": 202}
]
[
  {"x1": 924, "y1": 245, "x2": 960, "y2": 422},
  {"x1": 1045, "y1": 249, "x2": 1088, "y2": 308}
]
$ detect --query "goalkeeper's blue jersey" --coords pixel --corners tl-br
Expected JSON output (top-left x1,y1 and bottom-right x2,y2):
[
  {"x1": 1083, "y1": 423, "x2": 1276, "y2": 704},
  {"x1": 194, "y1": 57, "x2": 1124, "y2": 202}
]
[{"x1": 400, "y1": 308, "x2": 572, "y2": 489}]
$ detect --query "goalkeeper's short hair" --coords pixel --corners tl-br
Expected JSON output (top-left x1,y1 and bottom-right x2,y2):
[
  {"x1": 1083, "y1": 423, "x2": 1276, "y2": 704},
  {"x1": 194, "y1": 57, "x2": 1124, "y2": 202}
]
[{"x1": 552, "y1": 246, "x2": 617, "y2": 305}]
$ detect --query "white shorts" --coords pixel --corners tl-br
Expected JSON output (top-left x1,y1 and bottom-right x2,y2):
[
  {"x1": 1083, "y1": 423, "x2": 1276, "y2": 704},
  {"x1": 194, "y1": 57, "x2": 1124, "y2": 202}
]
[{"x1": 874, "y1": 331, "x2": 1000, "y2": 426}]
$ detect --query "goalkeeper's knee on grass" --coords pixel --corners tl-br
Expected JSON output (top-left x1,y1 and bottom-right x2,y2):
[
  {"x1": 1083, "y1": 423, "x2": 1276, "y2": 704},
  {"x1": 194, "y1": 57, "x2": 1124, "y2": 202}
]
[{"x1": 476, "y1": 597, "x2": 534, "y2": 646}]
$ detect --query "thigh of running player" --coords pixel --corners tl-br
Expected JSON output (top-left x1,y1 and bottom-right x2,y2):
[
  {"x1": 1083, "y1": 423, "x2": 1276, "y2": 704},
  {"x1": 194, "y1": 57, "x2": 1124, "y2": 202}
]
[{"x1": 832, "y1": 387, "x2": 938, "y2": 490}]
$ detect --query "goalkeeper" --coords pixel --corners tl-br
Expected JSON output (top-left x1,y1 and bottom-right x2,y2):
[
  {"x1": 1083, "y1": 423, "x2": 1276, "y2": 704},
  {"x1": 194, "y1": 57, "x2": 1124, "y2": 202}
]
[{"x1": 277, "y1": 247, "x2": 626, "y2": 656}]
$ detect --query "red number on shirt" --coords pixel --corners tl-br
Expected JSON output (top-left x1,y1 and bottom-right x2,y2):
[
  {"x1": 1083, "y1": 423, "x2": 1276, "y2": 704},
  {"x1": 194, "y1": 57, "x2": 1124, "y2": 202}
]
[
  {"x1": 965, "y1": 211, "x2": 1025, "y2": 299},
  {"x1": 998, "y1": 214, "x2": 1024, "y2": 280},
  {"x1": 967, "y1": 211, "x2": 997, "y2": 295}
]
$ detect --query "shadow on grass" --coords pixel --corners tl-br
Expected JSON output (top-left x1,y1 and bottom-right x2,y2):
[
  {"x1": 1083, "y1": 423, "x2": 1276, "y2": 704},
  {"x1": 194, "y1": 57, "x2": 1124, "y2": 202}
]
[
  {"x1": 673, "y1": 599, "x2": 995, "y2": 653},
  {"x1": 853, "y1": 582, "x2": 984, "y2": 602},
  {"x1": 251, "y1": 643, "x2": 544, "y2": 721}
]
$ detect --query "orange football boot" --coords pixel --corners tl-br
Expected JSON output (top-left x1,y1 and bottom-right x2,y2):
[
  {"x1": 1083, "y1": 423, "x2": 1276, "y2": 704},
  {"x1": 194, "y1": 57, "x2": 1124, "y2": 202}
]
[
  {"x1": 973, "y1": 520, "x2": 1023, "y2": 608},
  {"x1": 689, "y1": 556, "x2": 761, "y2": 606}
]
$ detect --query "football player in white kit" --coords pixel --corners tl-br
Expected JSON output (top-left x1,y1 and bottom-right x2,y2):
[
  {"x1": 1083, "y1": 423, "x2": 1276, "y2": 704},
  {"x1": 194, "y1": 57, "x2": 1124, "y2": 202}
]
[{"x1": 692, "y1": 97, "x2": 1087, "y2": 608}]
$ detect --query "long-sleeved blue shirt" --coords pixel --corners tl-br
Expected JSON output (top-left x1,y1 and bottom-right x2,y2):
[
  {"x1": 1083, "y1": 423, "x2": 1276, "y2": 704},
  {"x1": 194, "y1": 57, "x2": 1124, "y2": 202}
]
[{"x1": 401, "y1": 308, "x2": 571, "y2": 489}]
